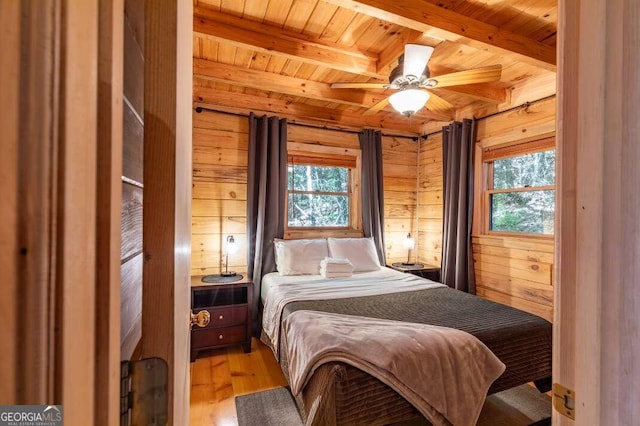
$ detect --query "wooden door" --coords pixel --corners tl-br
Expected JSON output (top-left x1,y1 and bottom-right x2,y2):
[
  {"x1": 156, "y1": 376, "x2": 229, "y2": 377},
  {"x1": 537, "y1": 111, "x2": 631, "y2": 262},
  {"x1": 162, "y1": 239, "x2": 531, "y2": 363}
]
[
  {"x1": 555, "y1": 0, "x2": 640, "y2": 424},
  {"x1": 142, "y1": 1, "x2": 193, "y2": 424}
]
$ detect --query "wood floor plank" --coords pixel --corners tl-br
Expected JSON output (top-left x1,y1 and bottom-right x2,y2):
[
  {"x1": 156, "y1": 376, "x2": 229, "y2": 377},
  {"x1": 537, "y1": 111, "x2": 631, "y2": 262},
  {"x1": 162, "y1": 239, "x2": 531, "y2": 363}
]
[
  {"x1": 190, "y1": 351, "x2": 238, "y2": 425},
  {"x1": 227, "y1": 339, "x2": 288, "y2": 397}
]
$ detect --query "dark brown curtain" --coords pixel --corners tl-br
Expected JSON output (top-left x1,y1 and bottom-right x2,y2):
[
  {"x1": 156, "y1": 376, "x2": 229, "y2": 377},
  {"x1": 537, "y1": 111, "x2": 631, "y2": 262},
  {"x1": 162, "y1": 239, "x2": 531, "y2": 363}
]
[
  {"x1": 247, "y1": 113, "x2": 287, "y2": 335},
  {"x1": 359, "y1": 129, "x2": 386, "y2": 265},
  {"x1": 441, "y1": 119, "x2": 476, "y2": 293}
]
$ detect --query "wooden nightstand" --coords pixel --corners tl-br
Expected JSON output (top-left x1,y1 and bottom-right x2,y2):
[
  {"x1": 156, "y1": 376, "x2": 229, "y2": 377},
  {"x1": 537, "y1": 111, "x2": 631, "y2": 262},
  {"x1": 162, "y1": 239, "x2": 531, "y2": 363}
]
[
  {"x1": 190, "y1": 275, "x2": 252, "y2": 362},
  {"x1": 389, "y1": 262, "x2": 441, "y2": 282}
]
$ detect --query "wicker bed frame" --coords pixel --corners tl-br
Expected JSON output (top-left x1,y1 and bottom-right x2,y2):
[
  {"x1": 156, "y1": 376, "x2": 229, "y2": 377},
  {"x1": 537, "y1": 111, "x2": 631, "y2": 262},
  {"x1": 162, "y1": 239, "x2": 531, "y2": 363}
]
[{"x1": 262, "y1": 286, "x2": 552, "y2": 426}]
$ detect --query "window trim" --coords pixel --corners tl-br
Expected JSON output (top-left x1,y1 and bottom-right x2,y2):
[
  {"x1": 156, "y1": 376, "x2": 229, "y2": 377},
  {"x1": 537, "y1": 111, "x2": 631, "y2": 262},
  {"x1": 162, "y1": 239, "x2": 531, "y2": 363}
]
[
  {"x1": 478, "y1": 136, "x2": 556, "y2": 238},
  {"x1": 285, "y1": 143, "x2": 362, "y2": 238}
]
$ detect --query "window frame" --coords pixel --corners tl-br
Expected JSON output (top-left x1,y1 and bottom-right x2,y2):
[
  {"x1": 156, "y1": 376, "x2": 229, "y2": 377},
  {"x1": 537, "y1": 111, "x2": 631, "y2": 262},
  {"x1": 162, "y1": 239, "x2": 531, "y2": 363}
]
[
  {"x1": 284, "y1": 143, "x2": 362, "y2": 239},
  {"x1": 479, "y1": 136, "x2": 556, "y2": 238}
]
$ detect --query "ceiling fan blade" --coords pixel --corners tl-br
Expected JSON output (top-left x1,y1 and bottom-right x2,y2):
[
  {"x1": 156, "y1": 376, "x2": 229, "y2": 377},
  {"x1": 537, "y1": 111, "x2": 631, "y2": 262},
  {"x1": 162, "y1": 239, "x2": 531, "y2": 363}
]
[
  {"x1": 425, "y1": 91, "x2": 454, "y2": 112},
  {"x1": 427, "y1": 65, "x2": 502, "y2": 88},
  {"x1": 331, "y1": 82, "x2": 387, "y2": 89},
  {"x1": 403, "y1": 44, "x2": 434, "y2": 78},
  {"x1": 363, "y1": 97, "x2": 391, "y2": 116}
]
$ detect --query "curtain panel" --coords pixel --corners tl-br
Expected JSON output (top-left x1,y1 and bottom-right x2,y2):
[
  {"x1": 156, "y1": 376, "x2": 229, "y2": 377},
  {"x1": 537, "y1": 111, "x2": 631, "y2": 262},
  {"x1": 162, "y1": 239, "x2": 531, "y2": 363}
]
[
  {"x1": 359, "y1": 129, "x2": 386, "y2": 265},
  {"x1": 441, "y1": 119, "x2": 476, "y2": 293},
  {"x1": 247, "y1": 113, "x2": 287, "y2": 335}
]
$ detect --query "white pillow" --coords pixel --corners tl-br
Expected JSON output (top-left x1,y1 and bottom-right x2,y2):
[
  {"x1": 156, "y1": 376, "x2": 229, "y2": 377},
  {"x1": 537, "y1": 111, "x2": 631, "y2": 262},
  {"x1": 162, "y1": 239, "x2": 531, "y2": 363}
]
[
  {"x1": 327, "y1": 237, "x2": 381, "y2": 272},
  {"x1": 274, "y1": 238, "x2": 329, "y2": 276}
]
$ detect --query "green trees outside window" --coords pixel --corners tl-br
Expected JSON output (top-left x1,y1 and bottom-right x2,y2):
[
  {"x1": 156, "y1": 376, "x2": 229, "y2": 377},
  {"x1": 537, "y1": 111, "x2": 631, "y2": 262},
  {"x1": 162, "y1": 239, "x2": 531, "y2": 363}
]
[
  {"x1": 287, "y1": 165, "x2": 350, "y2": 227},
  {"x1": 489, "y1": 149, "x2": 555, "y2": 235}
]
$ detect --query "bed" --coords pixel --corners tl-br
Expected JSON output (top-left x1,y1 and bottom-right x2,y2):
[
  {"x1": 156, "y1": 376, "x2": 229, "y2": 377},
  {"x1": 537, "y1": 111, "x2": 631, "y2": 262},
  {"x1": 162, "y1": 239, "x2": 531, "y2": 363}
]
[{"x1": 260, "y1": 239, "x2": 552, "y2": 426}]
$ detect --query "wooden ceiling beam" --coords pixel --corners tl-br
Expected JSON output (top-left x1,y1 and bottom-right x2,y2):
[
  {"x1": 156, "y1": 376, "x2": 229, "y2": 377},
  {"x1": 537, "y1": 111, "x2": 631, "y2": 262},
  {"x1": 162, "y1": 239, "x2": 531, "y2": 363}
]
[
  {"x1": 193, "y1": 6, "x2": 384, "y2": 79},
  {"x1": 324, "y1": 0, "x2": 557, "y2": 71},
  {"x1": 194, "y1": 58, "x2": 386, "y2": 108},
  {"x1": 193, "y1": 87, "x2": 425, "y2": 134}
]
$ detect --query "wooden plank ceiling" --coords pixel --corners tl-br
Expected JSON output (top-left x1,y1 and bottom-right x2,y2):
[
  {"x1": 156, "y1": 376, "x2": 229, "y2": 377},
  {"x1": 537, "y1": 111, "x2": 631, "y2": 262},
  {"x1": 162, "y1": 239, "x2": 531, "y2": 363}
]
[{"x1": 192, "y1": 0, "x2": 557, "y2": 134}]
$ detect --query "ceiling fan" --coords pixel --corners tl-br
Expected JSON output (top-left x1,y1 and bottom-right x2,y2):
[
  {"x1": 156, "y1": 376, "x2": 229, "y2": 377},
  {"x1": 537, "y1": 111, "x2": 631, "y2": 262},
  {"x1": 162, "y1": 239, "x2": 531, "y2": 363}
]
[{"x1": 331, "y1": 44, "x2": 502, "y2": 117}]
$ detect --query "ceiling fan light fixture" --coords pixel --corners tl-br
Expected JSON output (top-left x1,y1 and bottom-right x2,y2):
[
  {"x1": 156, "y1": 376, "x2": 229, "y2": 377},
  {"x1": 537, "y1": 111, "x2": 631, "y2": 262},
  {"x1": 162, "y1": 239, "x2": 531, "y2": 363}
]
[{"x1": 389, "y1": 89, "x2": 430, "y2": 117}]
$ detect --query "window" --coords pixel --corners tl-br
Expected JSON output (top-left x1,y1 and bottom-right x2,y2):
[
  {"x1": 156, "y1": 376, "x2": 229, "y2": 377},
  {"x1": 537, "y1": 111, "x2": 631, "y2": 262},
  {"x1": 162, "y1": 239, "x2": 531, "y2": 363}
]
[
  {"x1": 285, "y1": 145, "x2": 360, "y2": 232},
  {"x1": 483, "y1": 138, "x2": 555, "y2": 236},
  {"x1": 288, "y1": 164, "x2": 350, "y2": 227}
]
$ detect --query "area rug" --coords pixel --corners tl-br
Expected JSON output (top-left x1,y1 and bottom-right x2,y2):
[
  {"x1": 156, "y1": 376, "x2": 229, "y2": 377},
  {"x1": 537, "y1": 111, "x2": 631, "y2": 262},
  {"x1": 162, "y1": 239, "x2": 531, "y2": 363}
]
[
  {"x1": 477, "y1": 384, "x2": 552, "y2": 426},
  {"x1": 235, "y1": 387, "x2": 302, "y2": 426},
  {"x1": 235, "y1": 384, "x2": 551, "y2": 426}
]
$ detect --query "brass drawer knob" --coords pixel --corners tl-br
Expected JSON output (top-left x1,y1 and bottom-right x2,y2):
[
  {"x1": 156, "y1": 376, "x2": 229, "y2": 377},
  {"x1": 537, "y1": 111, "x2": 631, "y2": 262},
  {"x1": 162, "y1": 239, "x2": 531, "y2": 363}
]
[
  {"x1": 190, "y1": 310, "x2": 210, "y2": 328},
  {"x1": 218, "y1": 334, "x2": 224, "y2": 340},
  {"x1": 218, "y1": 314, "x2": 224, "y2": 320}
]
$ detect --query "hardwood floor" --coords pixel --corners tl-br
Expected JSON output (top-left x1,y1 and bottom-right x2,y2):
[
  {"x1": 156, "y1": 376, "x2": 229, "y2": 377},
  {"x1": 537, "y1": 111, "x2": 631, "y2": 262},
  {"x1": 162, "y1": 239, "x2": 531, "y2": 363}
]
[
  {"x1": 189, "y1": 338, "x2": 549, "y2": 426},
  {"x1": 190, "y1": 338, "x2": 287, "y2": 426}
]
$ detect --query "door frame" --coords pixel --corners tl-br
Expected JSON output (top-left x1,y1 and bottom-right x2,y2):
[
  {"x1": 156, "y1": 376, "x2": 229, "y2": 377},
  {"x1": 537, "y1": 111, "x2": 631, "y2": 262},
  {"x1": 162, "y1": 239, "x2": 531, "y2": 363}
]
[
  {"x1": 96, "y1": 0, "x2": 125, "y2": 423},
  {"x1": 555, "y1": 0, "x2": 639, "y2": 424},
  {"x1": 0, "y1": 0, "x2": 104, "y2": 423},
  {"x1": 0, "y1": 0, "x2": 23, "y2": 404}
]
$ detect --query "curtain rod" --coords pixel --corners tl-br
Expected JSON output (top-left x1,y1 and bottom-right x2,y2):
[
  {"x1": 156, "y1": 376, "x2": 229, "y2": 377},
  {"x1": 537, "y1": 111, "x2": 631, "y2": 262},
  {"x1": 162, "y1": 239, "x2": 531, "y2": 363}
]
[
  {"x1": 420, "y1": 94, "x2": 557, "y2": 140},
  {"x1": 194, "y1": 106, "x2": 419, "y2": 141}
]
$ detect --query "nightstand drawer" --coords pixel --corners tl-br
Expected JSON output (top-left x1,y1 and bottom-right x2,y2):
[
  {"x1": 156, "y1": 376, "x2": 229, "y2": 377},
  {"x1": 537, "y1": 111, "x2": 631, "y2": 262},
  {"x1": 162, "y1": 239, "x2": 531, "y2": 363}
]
[
  {"x1": 194, "y1": 305, "x2": 247, "y2": 329},
  {"x1": 192, "y1": 325, "x2": 247, "y2": 349}
]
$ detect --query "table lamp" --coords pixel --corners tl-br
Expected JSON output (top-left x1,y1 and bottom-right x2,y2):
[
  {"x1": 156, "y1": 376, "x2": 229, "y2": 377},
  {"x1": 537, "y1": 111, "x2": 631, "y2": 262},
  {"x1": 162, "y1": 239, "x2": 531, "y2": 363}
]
[
  {"x1": 402, "y1": 233, "x2": 415, "y2": 266},
  {"x1": 221, "y1": 235, "x2": 238, "y2": 277}
]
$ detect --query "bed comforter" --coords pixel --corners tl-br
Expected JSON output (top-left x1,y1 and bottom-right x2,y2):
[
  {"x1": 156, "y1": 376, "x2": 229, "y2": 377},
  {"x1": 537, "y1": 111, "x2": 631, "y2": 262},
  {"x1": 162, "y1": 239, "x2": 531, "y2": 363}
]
[{"x1": 261, "y1": 271, "x2": 552, "y2": 425}]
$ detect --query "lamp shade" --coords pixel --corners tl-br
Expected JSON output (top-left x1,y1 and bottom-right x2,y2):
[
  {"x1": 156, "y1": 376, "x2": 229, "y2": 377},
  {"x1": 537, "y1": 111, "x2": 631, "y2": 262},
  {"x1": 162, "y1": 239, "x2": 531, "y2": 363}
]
[
  {"x1": 404, "y1": 233, "x2": 415, "y2": 249},
  {"x1": 389, "y1": 89, "x2": 430, "y2": 116},
  {"x1": 226, "y1": 235, "x2": 239, "y2": 254},
  {"x1": 222, "y1": 235, "x2": 238, "y2": 277}
]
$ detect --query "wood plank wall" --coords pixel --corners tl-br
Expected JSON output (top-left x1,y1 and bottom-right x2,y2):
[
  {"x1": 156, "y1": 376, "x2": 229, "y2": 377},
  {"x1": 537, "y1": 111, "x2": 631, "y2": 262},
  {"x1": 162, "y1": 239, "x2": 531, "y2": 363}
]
[
  {"x1": 473, "y1": 97, "x2": 556, "y2": 321},
  {"x1": 191, "y1": 110, "x2": 418, "y2": 275},
  {"x1": 192, "y1": 111, "x2": 248, "y2": 276},
  {"x1": 416, "y1": 97, "x2": 556, "y2": 321},
  {"x1": 121, "y1": 0, "x2": 144, "y2": 359},
  {"x1": 417, "y1": 133, "x2": 443, "y2": 267},
  {"x1": 472, "y1": 235, "x2": 554, "y2": 320},
  {"x1": 382, "y1": 136, "x2": 418, "y2": 265}
]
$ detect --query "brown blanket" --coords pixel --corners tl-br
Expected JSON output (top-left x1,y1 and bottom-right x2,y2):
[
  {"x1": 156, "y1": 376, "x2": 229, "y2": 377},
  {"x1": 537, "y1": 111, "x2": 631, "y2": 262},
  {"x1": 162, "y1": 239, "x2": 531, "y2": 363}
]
[
  {"x1": 282, "y1": 310, "x2": 506, "y2": 426},
  {"x1": 279, "y1": 286, "x2": 552, "y2": 394}
]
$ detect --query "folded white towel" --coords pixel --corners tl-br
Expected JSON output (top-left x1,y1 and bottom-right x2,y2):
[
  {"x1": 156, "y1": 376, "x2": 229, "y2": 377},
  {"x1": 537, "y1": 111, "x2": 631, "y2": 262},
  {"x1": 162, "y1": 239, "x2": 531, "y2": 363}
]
[
  {"x1": 320, "y1": 268, "x2": 353, "y2": 279},
  {"x1": 322, "y1": 256, "x2": 352, "y2": 264},
  {"x1": 320, "y1": 257, "x2": 354, "y2": 273},
  {"x1": 323, "y1": 264, "x2": 354, "y2": 273}
]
